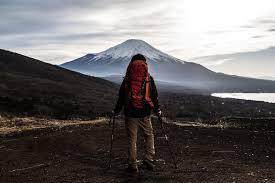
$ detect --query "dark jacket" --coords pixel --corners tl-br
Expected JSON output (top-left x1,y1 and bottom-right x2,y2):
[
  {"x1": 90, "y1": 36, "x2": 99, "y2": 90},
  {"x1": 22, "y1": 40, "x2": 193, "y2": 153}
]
[{"x1": 114, "y1": 76, "x2": 160, "y2": 118}]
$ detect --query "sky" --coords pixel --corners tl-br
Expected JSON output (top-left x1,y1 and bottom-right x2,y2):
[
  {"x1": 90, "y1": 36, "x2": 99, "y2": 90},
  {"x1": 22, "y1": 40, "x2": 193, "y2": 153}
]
[{"x1": 0, "y1": 0, "x2": 275, "y2": 77}]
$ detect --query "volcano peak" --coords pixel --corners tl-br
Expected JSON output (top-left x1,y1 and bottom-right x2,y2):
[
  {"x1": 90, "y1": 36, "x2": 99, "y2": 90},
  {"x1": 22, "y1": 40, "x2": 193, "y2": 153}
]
[{"x1": 93, "y1": 39, "x2": 179, "y2": 61}]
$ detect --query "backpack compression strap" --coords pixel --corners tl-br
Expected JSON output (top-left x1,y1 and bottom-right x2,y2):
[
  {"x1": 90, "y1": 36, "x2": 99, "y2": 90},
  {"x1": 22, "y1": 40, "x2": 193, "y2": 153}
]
[{"x1": 145, "y1": 74, "x2": 154, "y2": 108}]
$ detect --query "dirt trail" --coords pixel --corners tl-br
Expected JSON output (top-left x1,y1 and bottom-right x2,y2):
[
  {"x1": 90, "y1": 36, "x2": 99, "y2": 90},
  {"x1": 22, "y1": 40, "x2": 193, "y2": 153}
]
[{"x1": 0, "y1": 118, "x2": 275, "y2": 183}]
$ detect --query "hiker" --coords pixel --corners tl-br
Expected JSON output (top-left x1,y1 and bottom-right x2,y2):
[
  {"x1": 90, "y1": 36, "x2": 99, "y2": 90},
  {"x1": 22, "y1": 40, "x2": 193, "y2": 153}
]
[{"x1": 113, "y1": 54, "x2": 161, "y2": 173}]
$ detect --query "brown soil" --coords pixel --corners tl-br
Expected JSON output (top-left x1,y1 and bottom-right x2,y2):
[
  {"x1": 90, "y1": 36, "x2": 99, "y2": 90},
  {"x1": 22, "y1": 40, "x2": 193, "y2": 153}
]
[{"x1": 0, "y1": 118, "x2": 275, "y2": 183}]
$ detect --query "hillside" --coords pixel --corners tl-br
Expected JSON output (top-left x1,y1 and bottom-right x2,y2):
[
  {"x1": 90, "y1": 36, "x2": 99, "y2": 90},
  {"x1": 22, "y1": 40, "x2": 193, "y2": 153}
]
[
  {"x1": 0, "y1": 49, "x2": 118, "y2": 118},
  {"x1": 61, "y1": 39, "x2": 275, "y2": 93}
]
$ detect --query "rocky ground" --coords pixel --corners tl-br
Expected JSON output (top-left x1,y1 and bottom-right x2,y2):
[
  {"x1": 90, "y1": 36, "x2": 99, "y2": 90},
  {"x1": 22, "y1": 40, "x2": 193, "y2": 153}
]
[{"x1": 0, "y1": 117, "x2": 275, "y2": 183}]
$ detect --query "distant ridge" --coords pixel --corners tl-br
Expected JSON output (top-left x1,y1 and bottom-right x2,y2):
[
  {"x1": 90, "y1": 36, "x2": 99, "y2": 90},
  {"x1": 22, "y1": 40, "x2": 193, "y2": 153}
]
[
  {"x1": 258, "y1": 76, "x2": 275, "y2": 81},
  {"x1": 190, "y1": 47, "x2": 275, "y2": 79}
]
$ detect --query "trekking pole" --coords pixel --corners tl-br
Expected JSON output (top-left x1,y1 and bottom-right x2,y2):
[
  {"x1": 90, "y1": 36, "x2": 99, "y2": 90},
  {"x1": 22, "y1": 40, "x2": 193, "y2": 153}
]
[
  {"x1": 107, "y1": 115, "x2": 116, "y2": 169},
  {"x1": 157, "y1": 115, "x2": 178, "y2": 169}
]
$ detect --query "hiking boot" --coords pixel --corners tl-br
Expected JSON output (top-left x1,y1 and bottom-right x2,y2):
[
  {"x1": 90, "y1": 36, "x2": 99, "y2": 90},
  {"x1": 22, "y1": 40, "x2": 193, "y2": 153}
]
[
  {"x1": 125, "y1": 166, "x2": 139, "y2": 174},
  {"x1": 142, "y1": 159, "x2": 155, "y2": 171}
]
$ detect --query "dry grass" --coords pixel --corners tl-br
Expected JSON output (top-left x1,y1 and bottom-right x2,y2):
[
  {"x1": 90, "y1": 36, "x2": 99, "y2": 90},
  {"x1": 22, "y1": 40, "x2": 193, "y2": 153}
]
[{"x1": 0, "y1": 116, "x2": 108, "y2": 136}]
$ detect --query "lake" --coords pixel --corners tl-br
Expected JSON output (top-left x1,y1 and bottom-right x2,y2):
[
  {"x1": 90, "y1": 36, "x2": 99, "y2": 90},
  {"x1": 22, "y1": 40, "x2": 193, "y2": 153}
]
[{"x1": 211, "y1": 93, "x2": 275, "y2": 104}]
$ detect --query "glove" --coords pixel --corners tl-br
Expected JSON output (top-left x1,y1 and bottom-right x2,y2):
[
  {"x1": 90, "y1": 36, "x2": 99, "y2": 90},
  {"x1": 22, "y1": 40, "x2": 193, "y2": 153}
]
[{"x1": 156, "y1": 109, "x2": 162, "y2": 117}]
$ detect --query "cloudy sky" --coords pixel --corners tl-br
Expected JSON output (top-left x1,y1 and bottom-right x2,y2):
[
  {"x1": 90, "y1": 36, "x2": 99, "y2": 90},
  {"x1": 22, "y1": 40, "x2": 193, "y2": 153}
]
[{"x1": 1, "y1": 0, "x2": 275, "y2": 77}]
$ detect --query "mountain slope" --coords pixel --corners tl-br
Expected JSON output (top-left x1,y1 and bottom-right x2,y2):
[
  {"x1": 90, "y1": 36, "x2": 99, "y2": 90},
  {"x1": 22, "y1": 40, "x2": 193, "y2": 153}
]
[
  {"x1": 0, "y1": 49, "x2": 118, "y2": 118},
  {"x1": 61, "y1": 39, "x2": 275, "y2": 93}
]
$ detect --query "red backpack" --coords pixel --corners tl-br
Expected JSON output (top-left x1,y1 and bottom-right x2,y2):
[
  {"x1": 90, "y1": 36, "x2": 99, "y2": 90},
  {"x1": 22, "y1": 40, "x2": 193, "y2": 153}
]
[{"x1": 125, "y1": 60, "x2": 154, "y2": 109}]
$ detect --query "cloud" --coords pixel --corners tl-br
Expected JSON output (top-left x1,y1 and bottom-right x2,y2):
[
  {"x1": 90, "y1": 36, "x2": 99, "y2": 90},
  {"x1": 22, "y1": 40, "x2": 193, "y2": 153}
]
[
  {"x1": 0, "y1": 0, "x2": 167, "y2": 63},
  {"x1": 0, "y1": 0, "x2": 169, "y2": 40},
  {"x1": 192, "y1": 58, "x2": 233, "y2": 66},
  {"x1": 209, "y1": 58, "x2": 233, "y2": 66},
  {"x1": 252, "y1": 35, "x2": 265, "y2": 38},
  {"x1": 241, "y1": 17, "x2": 275, "y2": 32},
  {"x1": 257, "y1": 18, "x2": 275, "y2": 24},
  {"x1": 240, "y1": 25, "x2": 256, "y2": 29},
  {"x1": 1, "y1": 0, "x2": 275, "y2": 65}
]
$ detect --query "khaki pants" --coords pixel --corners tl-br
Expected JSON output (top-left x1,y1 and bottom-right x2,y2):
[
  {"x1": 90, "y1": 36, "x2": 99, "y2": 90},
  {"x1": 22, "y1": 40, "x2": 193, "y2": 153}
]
[{"x1": 125, "y1": 116, "x2": 155, "y2": 169}]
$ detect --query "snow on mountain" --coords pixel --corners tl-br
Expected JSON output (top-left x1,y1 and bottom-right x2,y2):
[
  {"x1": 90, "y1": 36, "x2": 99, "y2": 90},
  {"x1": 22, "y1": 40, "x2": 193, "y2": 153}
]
[
  {"x1": 93, "y1": 39, "x2": 182, "y2": 63},
  {"x1": 61, "y1": 39, "x2": 189, "y2": 78},
  {"x1": 62, "y1": 39, "x2": 183, "y2": 68}
]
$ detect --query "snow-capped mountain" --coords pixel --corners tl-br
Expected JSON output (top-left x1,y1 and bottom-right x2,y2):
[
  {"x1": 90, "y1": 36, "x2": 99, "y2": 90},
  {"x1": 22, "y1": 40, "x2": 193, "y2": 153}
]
[
  {"x1": 61, "y1": 39, "x2": 212, "y2": 81},
  {"x1": 94, "y1": 39, "x2": 182, "y2": 62},
  {"x1": 61, "y1": 39, "x2": 275, "y2": 92}
]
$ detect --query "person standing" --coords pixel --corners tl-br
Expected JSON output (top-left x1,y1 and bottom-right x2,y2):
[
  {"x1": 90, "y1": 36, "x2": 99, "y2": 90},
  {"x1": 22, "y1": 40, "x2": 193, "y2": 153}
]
[{"x1": 114, "y1": 54, "x2": 161, "y2": 173}]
